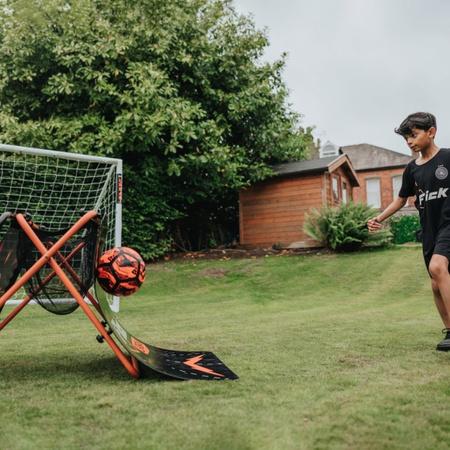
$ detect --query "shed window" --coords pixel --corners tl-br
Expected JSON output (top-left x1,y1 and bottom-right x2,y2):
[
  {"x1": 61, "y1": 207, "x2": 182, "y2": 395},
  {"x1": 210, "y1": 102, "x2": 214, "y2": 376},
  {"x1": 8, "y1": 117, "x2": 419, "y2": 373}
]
[
  {"x1": 342, "y1": 182, "x2": 348, "y2": 203},
  {"x1": 332, "y1": 177, "x2": 339, "y2": 202}
]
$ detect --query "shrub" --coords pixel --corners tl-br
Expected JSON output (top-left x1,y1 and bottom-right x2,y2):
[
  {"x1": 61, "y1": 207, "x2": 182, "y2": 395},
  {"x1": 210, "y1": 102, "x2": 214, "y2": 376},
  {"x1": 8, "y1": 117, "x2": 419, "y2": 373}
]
[
  {"x1": 303, "y1": 201, "x2": 391, "y2": 252},
  {"x1": 389, "y1": 214, "x2": 420, "y2": 244}
]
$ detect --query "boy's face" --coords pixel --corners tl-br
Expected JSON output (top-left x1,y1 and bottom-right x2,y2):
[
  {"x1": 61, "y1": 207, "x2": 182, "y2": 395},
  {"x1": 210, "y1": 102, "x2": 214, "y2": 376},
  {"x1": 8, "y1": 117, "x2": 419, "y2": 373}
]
[{"x1": 403, "y1": 126, "x2": 436, "y2": 153}]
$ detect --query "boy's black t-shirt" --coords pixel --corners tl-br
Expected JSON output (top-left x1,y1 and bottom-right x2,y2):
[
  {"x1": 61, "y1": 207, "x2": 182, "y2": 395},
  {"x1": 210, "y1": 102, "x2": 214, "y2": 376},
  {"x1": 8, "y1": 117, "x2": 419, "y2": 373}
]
[{"x1": 399, "y1": 148, "x2": 450, "y2": 256}]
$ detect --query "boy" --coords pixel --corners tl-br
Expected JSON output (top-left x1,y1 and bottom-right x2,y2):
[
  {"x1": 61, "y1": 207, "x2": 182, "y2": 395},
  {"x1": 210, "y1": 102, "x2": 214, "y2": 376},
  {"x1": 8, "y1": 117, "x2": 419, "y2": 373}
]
[{"x1": 368, "y1": 112, "x2": 450, "y2": 351}]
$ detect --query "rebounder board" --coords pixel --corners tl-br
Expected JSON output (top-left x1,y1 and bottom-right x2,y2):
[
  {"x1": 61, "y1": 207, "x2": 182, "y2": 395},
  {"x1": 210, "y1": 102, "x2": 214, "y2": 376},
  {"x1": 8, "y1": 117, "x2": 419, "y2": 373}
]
[
  {"x1": 0, "y1": 211, "x2": 238, "y2": 380},
  {"x1": 95, "y1": 282, "x2": 239, "y2": 381}
]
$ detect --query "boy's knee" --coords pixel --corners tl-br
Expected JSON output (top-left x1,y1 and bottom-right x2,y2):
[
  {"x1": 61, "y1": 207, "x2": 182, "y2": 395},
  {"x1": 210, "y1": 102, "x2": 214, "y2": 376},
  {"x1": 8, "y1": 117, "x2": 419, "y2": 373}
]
[{"x1": 429, "y1": 256, "x2": 450, "y2": 280}]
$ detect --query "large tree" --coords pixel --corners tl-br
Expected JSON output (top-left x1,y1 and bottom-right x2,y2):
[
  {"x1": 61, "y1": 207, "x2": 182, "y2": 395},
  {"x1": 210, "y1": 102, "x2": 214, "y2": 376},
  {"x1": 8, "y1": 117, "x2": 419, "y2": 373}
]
[{"x1": 0, "y1": 0, "x2": 316, "y2": 258}]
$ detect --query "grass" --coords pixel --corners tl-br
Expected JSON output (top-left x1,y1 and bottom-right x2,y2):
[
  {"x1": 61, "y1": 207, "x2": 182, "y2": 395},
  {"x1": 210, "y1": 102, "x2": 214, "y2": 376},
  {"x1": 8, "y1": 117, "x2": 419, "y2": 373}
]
[{"x1": 1, "y1": 245, "x2": 450, "y2": 449}]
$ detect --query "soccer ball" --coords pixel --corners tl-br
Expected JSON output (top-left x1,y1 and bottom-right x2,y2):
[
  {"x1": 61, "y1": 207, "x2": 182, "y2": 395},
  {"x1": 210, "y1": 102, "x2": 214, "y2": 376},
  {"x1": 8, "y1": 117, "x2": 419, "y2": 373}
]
[{"x1": 96, "y1": 247, "x2": 146, "y2": 297}]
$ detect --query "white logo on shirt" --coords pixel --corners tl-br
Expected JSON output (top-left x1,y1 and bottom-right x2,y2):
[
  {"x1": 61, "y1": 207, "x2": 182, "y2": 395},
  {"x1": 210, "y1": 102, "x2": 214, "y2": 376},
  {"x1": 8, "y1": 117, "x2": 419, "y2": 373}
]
[
  {"x1": 418, "y1": 187, "x2": 448, "y2": 206},
  {"x1": 435, "y1": 165, "x2": 448, "y2": 180}
]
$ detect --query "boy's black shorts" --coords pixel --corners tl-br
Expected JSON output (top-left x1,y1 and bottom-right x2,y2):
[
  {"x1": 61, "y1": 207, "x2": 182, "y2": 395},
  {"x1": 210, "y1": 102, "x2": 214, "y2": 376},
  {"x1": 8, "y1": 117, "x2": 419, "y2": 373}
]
[{"x1": 424, "y1": 236, "x2": 450, "y2": 274}]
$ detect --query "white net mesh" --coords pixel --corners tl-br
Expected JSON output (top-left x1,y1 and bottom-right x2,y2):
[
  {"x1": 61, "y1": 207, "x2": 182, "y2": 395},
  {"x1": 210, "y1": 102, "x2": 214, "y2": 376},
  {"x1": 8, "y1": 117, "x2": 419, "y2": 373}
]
[{"x1": 0, "y1": 144, "x2": 122, "y2": 310}]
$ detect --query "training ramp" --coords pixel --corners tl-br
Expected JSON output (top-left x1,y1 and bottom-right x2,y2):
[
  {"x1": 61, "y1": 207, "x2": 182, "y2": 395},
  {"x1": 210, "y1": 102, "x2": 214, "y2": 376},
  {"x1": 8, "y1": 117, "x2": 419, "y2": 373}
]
[
  {"x1": 95, "y1": 284, "x2": 239, "y2": 381},
  {"x1": 0, "y1": 211, "x2": 238, "y2": 381}
]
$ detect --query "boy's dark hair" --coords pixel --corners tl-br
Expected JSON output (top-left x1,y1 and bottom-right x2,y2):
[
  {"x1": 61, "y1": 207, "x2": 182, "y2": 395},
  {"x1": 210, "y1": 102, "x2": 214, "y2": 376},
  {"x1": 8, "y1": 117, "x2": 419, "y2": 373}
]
[{"x1": 394, "y1": 112, "x2": 437, "y2": 136}]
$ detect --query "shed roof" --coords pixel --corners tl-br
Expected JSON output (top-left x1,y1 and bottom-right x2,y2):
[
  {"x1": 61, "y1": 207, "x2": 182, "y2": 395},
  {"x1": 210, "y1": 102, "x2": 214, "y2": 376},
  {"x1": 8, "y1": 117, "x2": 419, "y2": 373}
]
[
  {"x1": 340, "y1": 143, "x2": 412, "y2": 171},
  {"x1": 271, "y1": 154, "x2": 360, "y2": 186},
  {"x1": 271, "y1": 155, "x2": 341, "y2": 176}
]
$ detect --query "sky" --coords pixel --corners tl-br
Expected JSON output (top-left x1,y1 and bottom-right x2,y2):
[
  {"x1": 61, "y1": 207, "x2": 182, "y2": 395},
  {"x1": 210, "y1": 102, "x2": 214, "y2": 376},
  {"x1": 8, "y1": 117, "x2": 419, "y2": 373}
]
[{"x1": 233, "y1": 0, "x2": 450, "y2": 155}]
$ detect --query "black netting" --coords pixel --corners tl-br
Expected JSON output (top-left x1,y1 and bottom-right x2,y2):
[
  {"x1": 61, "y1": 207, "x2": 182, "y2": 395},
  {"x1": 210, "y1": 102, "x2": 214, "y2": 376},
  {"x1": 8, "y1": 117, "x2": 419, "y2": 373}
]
[
  {"x1": 0, "y1": 213, "x2": 101, "y2": 315},
  {"x1": 0, "y1": 215, "x2": 24, "y2": 314},
  {"x1": 22, "y1": 218, "x2": 100, "y2": 315}
]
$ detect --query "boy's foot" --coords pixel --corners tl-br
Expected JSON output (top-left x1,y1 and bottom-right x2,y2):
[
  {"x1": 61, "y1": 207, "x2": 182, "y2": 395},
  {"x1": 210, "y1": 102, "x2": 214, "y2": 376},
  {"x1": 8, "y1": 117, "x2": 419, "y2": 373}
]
[{"x1": 436, "y1": 328, "x2": 450, "y2": 351}]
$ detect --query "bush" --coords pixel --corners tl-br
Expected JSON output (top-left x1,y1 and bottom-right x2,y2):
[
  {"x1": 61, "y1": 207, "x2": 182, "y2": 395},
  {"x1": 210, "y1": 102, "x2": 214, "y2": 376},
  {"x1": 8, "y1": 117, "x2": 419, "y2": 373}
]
[
  {"x1": 303, "y1": 201, "x2": 391, "y2": 252},
  {"x1": 389, "y1": 215, "x2": 420, "y2": 244}
]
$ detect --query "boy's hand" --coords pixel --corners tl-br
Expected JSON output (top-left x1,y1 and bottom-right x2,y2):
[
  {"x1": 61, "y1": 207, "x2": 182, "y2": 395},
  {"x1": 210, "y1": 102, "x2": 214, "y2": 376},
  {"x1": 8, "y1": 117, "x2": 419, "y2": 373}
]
[{"x1": 367, "y1": 217, "x2": 382, "y2": 232}]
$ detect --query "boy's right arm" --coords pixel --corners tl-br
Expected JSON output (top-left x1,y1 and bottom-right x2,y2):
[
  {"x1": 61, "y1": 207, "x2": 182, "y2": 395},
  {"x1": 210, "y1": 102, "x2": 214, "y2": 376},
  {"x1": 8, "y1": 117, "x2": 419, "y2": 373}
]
[{"x1": 367, "y1": 196, "x2": 408, "y2": 232}]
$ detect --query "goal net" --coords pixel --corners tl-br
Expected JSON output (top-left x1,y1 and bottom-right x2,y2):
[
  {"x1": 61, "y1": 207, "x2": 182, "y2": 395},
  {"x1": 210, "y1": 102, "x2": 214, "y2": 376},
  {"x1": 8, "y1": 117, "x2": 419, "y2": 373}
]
[{"x1": 0, "y1": 144, "x2": 123, "y2": 311}]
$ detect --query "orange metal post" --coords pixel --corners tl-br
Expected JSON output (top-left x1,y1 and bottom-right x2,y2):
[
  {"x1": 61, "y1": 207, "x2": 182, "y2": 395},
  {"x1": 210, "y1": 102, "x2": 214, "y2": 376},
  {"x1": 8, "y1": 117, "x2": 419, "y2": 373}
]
[{"x1": 1, "y1": 212, "x2": 140, "y2": 378}]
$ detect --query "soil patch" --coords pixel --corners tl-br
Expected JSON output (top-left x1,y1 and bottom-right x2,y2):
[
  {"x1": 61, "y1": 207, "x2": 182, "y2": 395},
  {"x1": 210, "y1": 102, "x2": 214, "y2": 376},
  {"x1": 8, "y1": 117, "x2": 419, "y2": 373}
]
[
  {"x1": 195, "y1": 267, "x2": 227, "y2": 278},
  {"x1": 163, "y1": 247, "x2": 325, "y2": 262}
]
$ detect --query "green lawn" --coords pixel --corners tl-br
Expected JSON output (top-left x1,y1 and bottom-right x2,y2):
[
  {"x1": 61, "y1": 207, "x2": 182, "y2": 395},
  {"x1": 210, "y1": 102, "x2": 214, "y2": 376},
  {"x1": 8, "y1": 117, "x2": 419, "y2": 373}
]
[{"x1": 1, "y1": 245, "x2": 450, "y2": 450}]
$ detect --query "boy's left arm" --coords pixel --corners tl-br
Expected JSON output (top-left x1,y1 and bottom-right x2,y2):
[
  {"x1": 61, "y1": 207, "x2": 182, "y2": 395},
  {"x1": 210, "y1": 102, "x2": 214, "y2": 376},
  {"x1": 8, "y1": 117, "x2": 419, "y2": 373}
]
[{"x1": 367, "y1": 196, "x2": 408, "y2": 232}]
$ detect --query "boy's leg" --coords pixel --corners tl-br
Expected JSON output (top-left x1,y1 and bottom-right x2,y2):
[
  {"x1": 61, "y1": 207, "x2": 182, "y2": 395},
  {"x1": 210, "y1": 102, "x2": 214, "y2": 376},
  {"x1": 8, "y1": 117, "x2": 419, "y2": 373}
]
[
  {"x1": 428, "y1": 254, "x2": 450, "y2": 350},
  {"x1": 431, "y1": 279, "x2": 450, "y2": 327}
]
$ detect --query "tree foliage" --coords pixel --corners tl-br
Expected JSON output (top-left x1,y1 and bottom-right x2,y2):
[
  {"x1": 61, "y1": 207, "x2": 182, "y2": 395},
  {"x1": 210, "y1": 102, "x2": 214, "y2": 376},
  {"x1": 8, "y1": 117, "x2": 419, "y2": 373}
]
[{"x1": 0, "y1": 0, "x2": 316, "y2": 258}]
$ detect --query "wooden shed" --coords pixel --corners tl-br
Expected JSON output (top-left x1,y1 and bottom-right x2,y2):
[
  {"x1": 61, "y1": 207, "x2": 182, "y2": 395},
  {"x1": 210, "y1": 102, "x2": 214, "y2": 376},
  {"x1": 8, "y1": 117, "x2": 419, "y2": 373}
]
[{"x1": 239, "y1": 154, "x2": 360, "y2": 249}]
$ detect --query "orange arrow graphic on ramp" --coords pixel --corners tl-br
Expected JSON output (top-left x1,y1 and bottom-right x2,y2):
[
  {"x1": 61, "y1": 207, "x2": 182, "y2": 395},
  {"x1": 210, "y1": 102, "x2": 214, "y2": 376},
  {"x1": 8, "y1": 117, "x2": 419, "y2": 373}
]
[{"x1": 184, "y1": 354, "x2": 225, "y2": 377}]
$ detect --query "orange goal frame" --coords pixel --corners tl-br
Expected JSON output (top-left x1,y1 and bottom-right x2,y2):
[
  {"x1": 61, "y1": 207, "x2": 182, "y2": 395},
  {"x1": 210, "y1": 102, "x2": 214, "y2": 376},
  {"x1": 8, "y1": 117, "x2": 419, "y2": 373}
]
[{"x1": 0, "y1": 211, "x2": 140, "y2": 378}]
